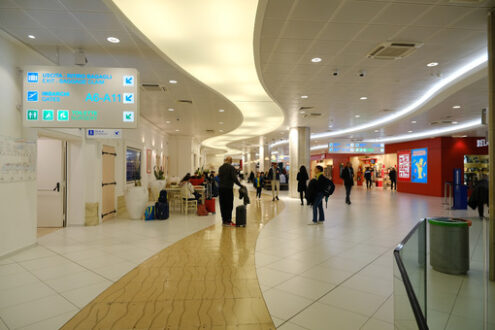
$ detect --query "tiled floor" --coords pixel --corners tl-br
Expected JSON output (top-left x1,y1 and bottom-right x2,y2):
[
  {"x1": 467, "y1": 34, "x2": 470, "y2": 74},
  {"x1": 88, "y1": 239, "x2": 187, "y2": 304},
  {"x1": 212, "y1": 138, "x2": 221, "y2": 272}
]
[
  {"x1": 0, "y1": 185, "x2": 490, "y2": 329},
  {"x1": 0, "y1": 211, "x2": 219, "y2": 329},
  {"x1": 254, "y1": 185, "x2": 485, "y2": 330}
]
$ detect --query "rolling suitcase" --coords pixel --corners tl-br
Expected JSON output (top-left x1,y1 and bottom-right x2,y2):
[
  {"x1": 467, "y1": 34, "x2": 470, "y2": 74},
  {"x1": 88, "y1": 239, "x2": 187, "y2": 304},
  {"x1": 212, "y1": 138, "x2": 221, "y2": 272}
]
[
  {"x1": 205, "y1": 198, "x2": 216, "y2": 214},
  {"x1": 235, "y1": 205, "x2": 246, "y2": 227}
]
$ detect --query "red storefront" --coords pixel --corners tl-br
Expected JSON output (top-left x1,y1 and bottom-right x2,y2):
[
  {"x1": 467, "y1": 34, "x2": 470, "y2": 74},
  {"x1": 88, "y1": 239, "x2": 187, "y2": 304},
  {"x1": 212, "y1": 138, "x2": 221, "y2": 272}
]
[{"x1": 385, "y1": 137, "x2": 488, "y2": 197}]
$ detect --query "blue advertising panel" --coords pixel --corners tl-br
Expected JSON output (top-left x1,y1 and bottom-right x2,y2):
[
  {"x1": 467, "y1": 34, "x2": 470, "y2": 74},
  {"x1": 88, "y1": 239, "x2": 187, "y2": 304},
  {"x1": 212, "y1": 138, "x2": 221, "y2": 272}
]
[{"x1": 411, "y1": 148, "x2": 427, "y2": 183}]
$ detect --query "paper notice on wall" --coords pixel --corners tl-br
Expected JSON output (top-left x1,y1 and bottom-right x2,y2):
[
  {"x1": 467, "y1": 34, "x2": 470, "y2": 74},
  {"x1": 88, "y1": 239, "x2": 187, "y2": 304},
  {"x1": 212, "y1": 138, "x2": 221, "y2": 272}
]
[
  {"x1": 0, "y1": 135, "x2": 37, "y2": 182},
  {"x1": 398, "y1": 150, "x2": 411, "y2": 181}
]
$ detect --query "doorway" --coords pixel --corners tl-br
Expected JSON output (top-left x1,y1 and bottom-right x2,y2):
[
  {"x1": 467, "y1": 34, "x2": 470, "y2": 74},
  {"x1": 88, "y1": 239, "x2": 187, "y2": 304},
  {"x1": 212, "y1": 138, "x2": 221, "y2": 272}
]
[
  {"x1": 102, "y1": 145, "x2": 116, "y2": 221},
  {"x1": 37, "y1": 137, "x2": 66, "y2": 228}
]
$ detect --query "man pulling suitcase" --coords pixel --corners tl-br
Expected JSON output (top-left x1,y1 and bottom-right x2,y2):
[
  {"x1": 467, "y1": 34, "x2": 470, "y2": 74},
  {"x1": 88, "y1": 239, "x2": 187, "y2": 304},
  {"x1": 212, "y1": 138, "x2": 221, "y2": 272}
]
[{"x1": 218, "y1": 156, "x2": 244, "y2": 227}]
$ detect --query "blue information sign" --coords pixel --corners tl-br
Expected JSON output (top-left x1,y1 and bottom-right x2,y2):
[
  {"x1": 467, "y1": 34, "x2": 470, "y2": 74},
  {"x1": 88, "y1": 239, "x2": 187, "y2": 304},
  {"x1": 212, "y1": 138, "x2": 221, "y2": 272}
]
[{"x1": 411, "y1": 148, "x2": 427, "y2": 183}]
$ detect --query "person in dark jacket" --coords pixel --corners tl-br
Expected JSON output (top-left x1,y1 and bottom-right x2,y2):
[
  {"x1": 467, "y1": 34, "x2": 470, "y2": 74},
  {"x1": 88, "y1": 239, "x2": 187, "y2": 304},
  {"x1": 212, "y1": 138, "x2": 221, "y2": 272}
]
[
  {"x1": 389, "y1": 167, "x2": 397, "y2": 190},
  {"x1": 364, "y1": 167, "x2": 372, "y2": 190},
  {"x1": 470, "y1": 175, "x2": 489, "y2": 218},
  {"x1": 267, "y1": 164, "x2": 281, "y2": 201},
  {"x1": 308, "y1": 165, "x2": 327, "y2": 225},
  {"x1": 253, "y1": 172, "x2": 264, "y2": 200},
  {"x1": 248, "y1": 171, "x2": 255, "y2": 183},
  {"x1": 218, "y1": 156, "x2": 243, "y2": 226},
  {"x1": 340, "y1": 162, "x2": 354, "y2": 205},
  {"x1": 296, "y1": 165, "x2": 309, "y2": 205}
]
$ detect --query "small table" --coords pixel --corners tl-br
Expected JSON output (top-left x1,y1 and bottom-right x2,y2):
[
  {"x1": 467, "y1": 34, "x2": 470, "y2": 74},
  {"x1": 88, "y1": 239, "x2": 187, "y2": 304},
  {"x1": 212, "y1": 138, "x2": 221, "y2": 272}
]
[{"x1": 166, "y1": 185, "x2": 205, "y2": 204}]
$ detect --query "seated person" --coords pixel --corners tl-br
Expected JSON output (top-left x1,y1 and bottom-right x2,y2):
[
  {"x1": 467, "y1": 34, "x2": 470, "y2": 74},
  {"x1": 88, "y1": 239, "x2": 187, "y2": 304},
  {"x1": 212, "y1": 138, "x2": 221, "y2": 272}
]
[{"x1": 180, "y1": 173, "x2": 200, "y2": 200}]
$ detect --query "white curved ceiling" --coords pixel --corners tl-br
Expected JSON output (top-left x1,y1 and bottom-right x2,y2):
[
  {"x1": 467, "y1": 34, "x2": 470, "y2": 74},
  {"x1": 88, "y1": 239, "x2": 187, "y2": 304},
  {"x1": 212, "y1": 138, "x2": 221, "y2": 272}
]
[{"x1": 109, "y1": 0, "x2": 284, "y2": 153}]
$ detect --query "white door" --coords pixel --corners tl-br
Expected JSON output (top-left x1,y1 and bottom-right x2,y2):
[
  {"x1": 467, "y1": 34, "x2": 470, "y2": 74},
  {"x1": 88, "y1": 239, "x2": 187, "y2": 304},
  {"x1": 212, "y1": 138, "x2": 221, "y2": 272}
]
[{"x1": 37, "y1": 138, "x2": 64, "y2": 227}]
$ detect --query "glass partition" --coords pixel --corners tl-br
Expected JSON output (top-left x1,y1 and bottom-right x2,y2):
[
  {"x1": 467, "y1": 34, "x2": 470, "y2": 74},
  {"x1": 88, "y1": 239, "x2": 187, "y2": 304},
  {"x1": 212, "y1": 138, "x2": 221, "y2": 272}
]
[{"x1": 394, "y1": 219, "x2": 428, "y2": 329}]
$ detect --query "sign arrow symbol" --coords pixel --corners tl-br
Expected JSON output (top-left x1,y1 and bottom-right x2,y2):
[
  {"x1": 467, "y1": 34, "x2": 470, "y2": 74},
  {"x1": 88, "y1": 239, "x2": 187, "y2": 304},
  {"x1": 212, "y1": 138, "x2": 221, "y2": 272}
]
[
  {"x1": 125, "y1": 77, "x2": 133, "y2": 84},
  {"x1": 125, "y1": 94, "x2": 133, "y2": 102}
]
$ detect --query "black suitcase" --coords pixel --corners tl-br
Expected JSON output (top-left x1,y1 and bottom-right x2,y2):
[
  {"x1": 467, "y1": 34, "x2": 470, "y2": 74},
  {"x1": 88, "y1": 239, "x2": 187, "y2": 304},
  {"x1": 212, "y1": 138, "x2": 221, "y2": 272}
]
[
  {"x1": 235, "y1": 205, "x2": 246, "y2": 227},
  {"x1": 154, "y1": 202, "x2": 169, "y2": 220}
]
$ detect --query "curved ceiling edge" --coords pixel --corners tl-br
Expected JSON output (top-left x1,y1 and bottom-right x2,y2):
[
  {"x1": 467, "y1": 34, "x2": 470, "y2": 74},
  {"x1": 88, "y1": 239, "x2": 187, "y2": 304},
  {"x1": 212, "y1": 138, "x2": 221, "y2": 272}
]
[{"x1": 109, "y1": 0, "x2": 284, "y2": 154}]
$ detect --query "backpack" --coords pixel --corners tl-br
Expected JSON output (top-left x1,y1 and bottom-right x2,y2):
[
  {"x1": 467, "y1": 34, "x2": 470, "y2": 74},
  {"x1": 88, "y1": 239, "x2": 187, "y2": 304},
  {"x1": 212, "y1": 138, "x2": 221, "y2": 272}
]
[
  {"x1": 155, "y1": 202, "x2": 169, "y2": 220},
  {"x1": 158, "y1": 190, "x2": 168, "y2": 203},
  {"x1": 323, "y1": 177, "x2": 335, "y2": 197},
  {"x1": 306, "y1": 179, "x2": 317, "y2": 205}
]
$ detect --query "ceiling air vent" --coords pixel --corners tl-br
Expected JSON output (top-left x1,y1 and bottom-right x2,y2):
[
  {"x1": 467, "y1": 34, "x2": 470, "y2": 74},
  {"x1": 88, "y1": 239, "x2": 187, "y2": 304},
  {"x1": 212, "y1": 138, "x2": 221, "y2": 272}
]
[
  {"x1": 367, "y1": 42, "x2": 423, "y2": 60},
  {"x1": 177, "y1": 99, "x2": 193, "y2": 104},
  {"x1": 141, "y1": 83, "x2": 167, "y2": 92},
  {"x1": 299, "y1": 106, "x2": 314, "y2": 111},
  {"x1": 205, "y1": 129, "x2": 215, "y2": 134},
  {"x1": 303, "y1": 112, "x2": 322, "y2": 118},
  {"x1": 382, "y1": 109, "x2": 393, "y2": 112},
  {"x1": 430, "y1": 121, "x2": 440, "y2": 126}
]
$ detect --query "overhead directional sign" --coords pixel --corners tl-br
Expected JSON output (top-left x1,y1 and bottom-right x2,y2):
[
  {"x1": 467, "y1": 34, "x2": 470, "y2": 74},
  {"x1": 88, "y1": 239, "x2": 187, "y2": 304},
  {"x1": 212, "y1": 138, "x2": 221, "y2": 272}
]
[
  {"x1": 328, "y1": 141, "x2": 385, "y2": 154},
  {"x1": 86, "y1": 129, "x2": 122, "y2": 139},
  {"x1": 22, "y1": 66, "x2": 139, "y2": 128}
]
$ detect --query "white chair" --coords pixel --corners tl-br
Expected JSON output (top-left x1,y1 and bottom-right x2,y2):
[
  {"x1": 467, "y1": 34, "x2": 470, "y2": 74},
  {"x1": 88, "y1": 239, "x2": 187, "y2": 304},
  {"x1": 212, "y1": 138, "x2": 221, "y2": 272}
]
[
  {"x1": 181, "y1": 191, "x2": 197, "y2": 215},
  {"x1": 167, "y1": 190, "x2": 182, "y2": 213}
]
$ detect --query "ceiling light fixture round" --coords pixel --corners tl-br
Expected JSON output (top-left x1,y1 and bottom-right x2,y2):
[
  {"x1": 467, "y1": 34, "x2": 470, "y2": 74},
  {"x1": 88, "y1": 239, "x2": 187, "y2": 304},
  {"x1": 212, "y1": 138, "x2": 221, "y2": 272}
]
[
  {"x1": 219, "y1": 129, "x2": 224, "y2": 132},
  {"x1": 411, "y1": 120, "x2": 417, "y2": 124},
  {"x1": 452, "y1": 105, "x2": 461, "y2": 109},
  {"x1": 168, "y1": 108, "x2": 174, "y2": 112},
  {"x1": 106, "y1": 37, "x2": 120, "y2": 43},
  {"x1": 165, "y1": 120, "x2": 171, "y2": 124},
  {"x1": 28, "y1": 35, "x2": 36, "y2": 39},
  {"x1": 408, "y1": 130, "x2": 413, "y2": 133},
  {"x1": 218, "y1": 109, "x2": 225, "y2": 112},
  {"x1": 427, "y1": 62, "x2": 439, "y2": 67},
  {"x1": 374, "y1": 129, "x2": 379, "y2": 133},
  {"x1": 311, "y1": 57, "x2": 322, "y2": 63},
  {"x1": 355, "y1": 115, "x2": 360, "y2": 118},
  {"x1": 301, "y1": 95, "x2": 308, "y2": 99},
  {"x1": 360, "y1": 97, "x2": 368, "y2": 100},
  {"x1": 169, "y1": 80, "x2": 177, "y2": 84},
  {"x1": 219, "y1": 121, "x2": 224, "y2": 125},
  {"x1": 452, "y1": 121, "x2": 459, "y2": 125},
  {"x1": 175, "y1": 129, "x2": 180, "y2": 132}
]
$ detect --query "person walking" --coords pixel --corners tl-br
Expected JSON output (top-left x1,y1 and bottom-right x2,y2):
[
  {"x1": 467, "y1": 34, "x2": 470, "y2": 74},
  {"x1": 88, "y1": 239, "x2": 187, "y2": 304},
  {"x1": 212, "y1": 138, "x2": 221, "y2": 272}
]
[
  {"x1": 296, "y1": 165, "x2": 309, "y2": 205},
  {"x1": 340, "y1": 162, "x2": 354, "y2": 205},
  {"x1": 389, "y1": 167, "x2": 397, "y2": 190},
  {"x1": 469, "y1": 175, "x2": 489, "y2": 219},
  {"x1": 253, "y1": 172, "x2": 264, "y2": 200},
  {"x1": 364, "y1": 167, "x2": 372, "y2": 190},
  {"x1": 308, "y1": 165, "x2": 327, "y2": 225},
  {"x1": 268, "y1": 164, "x2": 281, "y2": 201},
  {"x1": 218, "y1": 156, "x2": 243, "y2": 226}
]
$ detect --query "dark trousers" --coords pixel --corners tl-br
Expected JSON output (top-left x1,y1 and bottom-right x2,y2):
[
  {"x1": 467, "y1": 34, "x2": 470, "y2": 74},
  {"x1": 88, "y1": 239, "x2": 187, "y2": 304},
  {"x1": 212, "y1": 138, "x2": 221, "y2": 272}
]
[
  {"x1": 219, "y1": 187, "x2": 234, "y2": 223},
  {"x1": 345, "y1": 185, "x2": 352, "y2": 203},
  {"x1": 391, "y1": 179, "x2": 397, "y2": 190},
  {"x1": 478, "y1": 202, "x2": 484, "y2": 218},
  {"x1": 256, "y1": 187, "x2": 262, "y2": 198},
  {"x1": 312, "y1": 193, "x2": 324, "y2": 222},
  {"x1": 366, "y1": 178, "x2": 372, "y2": 189},
  {"x1": 299, "y1": 191, "x2": 306, "y2": 204}
]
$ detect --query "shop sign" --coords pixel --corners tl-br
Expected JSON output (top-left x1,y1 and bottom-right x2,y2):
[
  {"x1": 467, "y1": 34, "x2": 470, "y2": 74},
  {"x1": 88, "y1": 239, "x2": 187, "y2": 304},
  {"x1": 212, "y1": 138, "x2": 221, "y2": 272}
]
[
  {"x1": 411, "y1": 148, "x2": 428, "y2": 184},
  {"x1": 328, "y1": 141, "x2": 384, "y2": 154},
  {"x1": 22, "y1": 66, "x2": 139, "y2": 128},
  {"x1": 398, "y1": 150, "x2": 411, "y2": 181},
  {"x1": 477, "y1": 139, "x2": 488, "y2": 147},
  {"x1": 86, "y1": 129, "x2": 122, "y2": 139}
]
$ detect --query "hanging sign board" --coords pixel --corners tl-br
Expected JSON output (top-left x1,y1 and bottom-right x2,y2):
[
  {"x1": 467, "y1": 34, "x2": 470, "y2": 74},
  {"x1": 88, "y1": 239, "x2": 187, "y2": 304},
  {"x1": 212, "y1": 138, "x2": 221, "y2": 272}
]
[
  {"x1": 328, "y1": 141, "x2": 384, "y2": 154},
  {"x1": 22, "y1": 66, "x2": 139, "y2": 128},
  {"x1": 85, "y1": 129, "x2": 122, "y2": 139}
]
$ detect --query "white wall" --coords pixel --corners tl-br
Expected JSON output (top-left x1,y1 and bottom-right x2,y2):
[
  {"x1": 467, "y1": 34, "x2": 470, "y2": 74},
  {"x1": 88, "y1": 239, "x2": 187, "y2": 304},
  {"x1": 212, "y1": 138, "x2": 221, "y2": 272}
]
[{"x1": 0, "y1": 32, "x2": 51, "y2": 256}]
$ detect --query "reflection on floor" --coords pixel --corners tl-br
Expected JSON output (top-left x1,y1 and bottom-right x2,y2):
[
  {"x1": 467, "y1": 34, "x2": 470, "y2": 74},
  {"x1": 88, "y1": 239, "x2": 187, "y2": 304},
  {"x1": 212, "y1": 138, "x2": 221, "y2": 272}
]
[
  {"x1": 0, "y1": 186, "x2": 491, "y2": 330},
  {"x1": 36, "y1": 227, "x2": 61, "y2": 238},
  {"x1": 254, "y1": 186, "x2": 490, "y2": 330}
]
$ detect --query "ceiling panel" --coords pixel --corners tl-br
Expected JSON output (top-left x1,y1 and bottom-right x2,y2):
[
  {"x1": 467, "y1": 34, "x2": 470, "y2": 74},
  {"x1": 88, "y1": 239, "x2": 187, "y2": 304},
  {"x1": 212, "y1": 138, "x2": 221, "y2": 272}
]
[
  {"x1": 281, "y1": 20, "x2": 326, "y2": 39},
  {"x1": 290, "y1": 0, "x2": 343, "y2": 21},
  {"x1": 372, "y1": 3, "x2": 431, "y2": 25}
]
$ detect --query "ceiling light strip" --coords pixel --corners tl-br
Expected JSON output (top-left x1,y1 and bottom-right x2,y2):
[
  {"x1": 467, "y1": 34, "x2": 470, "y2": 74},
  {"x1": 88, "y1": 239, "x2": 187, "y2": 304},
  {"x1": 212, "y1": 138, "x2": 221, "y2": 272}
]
[
  {"x1": 363, "y1": 119, "x2": 482, "y2": 143},
  {"x1": 270, "y1": 53, "x2": 487, "y2": 149}
]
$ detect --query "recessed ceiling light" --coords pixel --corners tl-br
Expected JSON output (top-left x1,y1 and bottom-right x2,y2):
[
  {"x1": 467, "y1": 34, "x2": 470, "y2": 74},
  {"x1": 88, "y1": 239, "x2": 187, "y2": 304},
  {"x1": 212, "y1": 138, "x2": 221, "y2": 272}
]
[
  {"x1": 411, "y1": 120, "x2": 417, "y2": 124},
  {"x1": 374, "y1": 129, "x2": 379, "y2": 133},
  {"x1": 218, "y1": 109, "x2": 225, "y2": 112},
  {"x1": 408, "y1": 130, "x2": 413, "y2": 133},
  {"x1": 28, "y1": 35, "x2": 36, "y2": 39},
  {"x1": 165, "y1": 120, "x2": 171, "y2": 124},
  {"x1": 452, "y1": 105, "x2": 461, "y2": 109},
  {"x1": 452, "y1": 121, "x2": 459, "y2": 125},
  {"x1": 169, "y1": 79, "x2": 177, "y2": 84},
  {"x1": 360, "y1": 97, "x2": 368, "y2": 100},
  {"x1": 355, "y1": 115, "x2": 360, "y2": 118},
  {"x1": 328, "y1": 125, "x2": 333, "y2": 128},
  {"x1": 311, "y1": 57, "x2": 322, "y2": 63},
  {"x1": 219, "y1": 129, "x2": 224, "y2": 132},
  {"x1": 427, "y1": 62, "x2": 439, "y2": 67},
  {"x1": 219, "y1": 121, "x2": 224, "y2": 125},
  {"x1": 106, "y1": 36, "x2": 120, "y2": 43},
  {"x1": 168, "y1": 108, "x2": 174, "y2": 112},
  {"x1": 301, "y1": 95, "x2": 308, "y2": 99},
  {"x1": 175, "y1": 129, "x2": 180, "y2": 132}
]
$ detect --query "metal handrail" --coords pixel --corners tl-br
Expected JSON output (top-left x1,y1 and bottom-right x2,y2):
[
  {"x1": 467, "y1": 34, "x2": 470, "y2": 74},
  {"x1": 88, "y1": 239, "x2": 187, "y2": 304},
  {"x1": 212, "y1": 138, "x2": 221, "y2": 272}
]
[{"x1": 393, "y1": 219, "x2": 429, "y2": 330}]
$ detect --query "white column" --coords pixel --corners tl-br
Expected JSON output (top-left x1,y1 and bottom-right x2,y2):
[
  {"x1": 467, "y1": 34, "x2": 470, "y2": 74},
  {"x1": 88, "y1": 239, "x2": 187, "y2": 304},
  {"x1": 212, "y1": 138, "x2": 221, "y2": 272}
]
[
  {"x1": 289, "y1": 127, "x2": 310, "y2": 198},
  {"x1": 259, "y1": 136, "x2": 270, "y2": 172}
]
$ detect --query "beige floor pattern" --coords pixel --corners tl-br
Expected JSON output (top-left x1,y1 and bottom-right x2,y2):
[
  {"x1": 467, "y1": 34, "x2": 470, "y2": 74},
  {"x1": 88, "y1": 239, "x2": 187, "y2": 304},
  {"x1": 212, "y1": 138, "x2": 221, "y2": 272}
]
[{"x1": 62, "y1": 196, "x2": 284, "y2": 329}]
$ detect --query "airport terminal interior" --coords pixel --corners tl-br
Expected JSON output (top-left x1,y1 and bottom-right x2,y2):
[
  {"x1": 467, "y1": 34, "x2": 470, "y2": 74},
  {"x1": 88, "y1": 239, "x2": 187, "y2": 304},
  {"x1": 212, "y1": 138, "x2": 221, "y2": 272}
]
[{"x1": 0, "y1": 0, "x2": 494, "y2": 329}]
